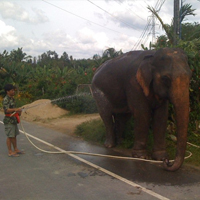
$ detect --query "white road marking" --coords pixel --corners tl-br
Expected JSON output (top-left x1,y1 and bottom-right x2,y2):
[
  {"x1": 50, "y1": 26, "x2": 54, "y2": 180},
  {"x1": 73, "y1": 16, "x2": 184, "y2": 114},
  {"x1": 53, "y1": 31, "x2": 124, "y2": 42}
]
[{"x1": 0, "y1": 121, "x2": 170, "y2": 200}]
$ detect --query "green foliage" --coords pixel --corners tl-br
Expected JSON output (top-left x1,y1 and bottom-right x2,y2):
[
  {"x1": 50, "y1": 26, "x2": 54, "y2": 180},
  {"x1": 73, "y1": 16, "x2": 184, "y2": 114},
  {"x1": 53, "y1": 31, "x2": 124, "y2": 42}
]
[
  {"x1": 181, "y1": 22, "x2": 200, "y2": 41},
  {"x1": 186, "y1": 134, "x2": 200, "y2": 166},
  {"x1": 152, "y1": 35, "x2": 170, "y2": 49},
  {"x1": 177, "y1": 39, "x2": 200, "y2": 134},
  {"x1": 15, "y1": 97, "x2": 31, "y2": 108}
]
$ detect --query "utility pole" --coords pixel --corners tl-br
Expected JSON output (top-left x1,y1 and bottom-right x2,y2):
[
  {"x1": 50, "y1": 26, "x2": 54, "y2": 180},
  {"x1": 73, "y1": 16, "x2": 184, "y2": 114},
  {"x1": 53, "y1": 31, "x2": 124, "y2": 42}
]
[
  {"x1": 173, "y1": 0, "x2": 180, "y2": 45},
  {"x1": 152, "y1": 13, "x2": 156, "y2": 44},
  {"x1": 179, "y1": 0, "x2": 183, "y2": 39}
]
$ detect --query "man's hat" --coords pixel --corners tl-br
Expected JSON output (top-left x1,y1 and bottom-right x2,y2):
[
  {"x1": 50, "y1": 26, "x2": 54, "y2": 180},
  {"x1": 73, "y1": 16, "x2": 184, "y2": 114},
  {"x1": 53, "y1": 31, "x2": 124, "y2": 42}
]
[{"x1": 4, "y1": 84, "x2": 16, "y2": 92}]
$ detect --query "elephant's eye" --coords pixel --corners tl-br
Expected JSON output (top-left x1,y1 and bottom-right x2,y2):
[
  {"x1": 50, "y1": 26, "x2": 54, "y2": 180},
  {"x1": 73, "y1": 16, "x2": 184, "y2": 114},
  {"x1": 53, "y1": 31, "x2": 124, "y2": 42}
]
[{"x1": 161, "y1": 75, "x2": 171, "y2": 88}]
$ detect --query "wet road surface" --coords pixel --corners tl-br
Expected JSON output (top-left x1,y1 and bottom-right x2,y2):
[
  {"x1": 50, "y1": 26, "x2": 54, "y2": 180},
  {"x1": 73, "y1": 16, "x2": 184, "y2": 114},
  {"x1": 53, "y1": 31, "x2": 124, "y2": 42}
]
[{"x1": 0, "y1": 114, "x2": 200, "y2": 200}]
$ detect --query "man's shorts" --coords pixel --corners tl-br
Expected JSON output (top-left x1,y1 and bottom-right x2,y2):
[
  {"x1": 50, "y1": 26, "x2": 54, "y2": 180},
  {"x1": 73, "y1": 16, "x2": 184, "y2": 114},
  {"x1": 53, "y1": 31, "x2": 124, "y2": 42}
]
[{"x1": 4, "y1": 124, "x2": 20, "y2": 137}]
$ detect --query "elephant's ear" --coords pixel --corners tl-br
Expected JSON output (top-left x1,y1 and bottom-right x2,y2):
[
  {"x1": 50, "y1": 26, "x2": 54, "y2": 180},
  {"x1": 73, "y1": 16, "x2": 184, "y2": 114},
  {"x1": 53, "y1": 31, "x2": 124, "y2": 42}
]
[{"x1": 136, "y1": 55, "x2": 154, "y2": 96}]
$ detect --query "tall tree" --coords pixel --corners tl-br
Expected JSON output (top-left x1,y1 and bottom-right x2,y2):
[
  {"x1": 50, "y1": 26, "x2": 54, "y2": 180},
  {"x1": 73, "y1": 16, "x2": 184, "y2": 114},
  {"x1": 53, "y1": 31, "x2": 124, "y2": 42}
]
[
  {"x1": 9, "y1": 47, "x2": 31, "y2": 62},
  {"x1": 102, "y1": 48, "x2": 123, "y2": 58}
]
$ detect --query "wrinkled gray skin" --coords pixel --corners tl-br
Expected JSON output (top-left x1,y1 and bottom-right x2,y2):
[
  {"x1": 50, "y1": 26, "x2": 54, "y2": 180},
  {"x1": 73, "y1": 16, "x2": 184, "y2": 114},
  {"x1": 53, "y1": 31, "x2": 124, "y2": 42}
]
[{"x1": 91, "y1": 48, "x2": 192, "y2": 171}]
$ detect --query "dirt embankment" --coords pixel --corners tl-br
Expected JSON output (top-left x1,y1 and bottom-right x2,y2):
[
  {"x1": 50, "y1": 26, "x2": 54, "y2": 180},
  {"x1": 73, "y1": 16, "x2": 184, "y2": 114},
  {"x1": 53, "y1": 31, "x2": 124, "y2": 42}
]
[{"x1": 21, "y1": 99, "x2": 100, "y2": 135}]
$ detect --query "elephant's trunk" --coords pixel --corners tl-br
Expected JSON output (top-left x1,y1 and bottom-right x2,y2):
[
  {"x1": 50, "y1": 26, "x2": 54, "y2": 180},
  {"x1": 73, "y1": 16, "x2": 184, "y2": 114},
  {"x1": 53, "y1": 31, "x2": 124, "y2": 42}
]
[{"x1": 164, "y1": 77, "x2": 190, "y2": 171}]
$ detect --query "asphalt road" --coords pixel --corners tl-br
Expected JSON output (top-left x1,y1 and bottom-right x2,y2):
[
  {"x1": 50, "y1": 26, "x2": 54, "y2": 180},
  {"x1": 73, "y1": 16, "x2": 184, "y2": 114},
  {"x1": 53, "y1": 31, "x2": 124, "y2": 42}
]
[{"x1": 0, "y1": 113, "x2": 200, "y2": 200}]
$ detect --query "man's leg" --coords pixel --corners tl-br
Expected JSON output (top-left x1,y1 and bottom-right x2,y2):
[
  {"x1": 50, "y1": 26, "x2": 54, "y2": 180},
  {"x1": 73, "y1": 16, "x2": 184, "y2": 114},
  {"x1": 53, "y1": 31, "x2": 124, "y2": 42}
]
[
  {"x1": 6, "y1": 124, "x2": 23, "y2": 156},
  {"x1": 6, "y1": 137, "x2": 18, "y2": 156},
  {"x1": 10, "y1": 137, "x2": 20, "y2": 153}
]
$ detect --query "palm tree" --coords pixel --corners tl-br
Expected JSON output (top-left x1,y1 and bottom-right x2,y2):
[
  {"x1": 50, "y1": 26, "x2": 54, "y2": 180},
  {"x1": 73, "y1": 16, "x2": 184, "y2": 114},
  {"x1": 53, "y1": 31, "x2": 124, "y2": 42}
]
[
  {"x1": 9, "y1": 47, "x2": 31, "y2": 62},
  {"x1": 179, "y1": 3, "x2": 196, "y2": 22},
  {"x1": 102, "y1": 48, "x2": 123, "y2": 59}
]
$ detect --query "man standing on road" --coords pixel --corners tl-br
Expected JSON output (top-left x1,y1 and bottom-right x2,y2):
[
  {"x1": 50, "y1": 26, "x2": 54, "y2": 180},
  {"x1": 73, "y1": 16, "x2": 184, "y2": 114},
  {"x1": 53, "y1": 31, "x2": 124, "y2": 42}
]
[{"x1": 3, "y1": 84, "x2": 24, "y2": 157}]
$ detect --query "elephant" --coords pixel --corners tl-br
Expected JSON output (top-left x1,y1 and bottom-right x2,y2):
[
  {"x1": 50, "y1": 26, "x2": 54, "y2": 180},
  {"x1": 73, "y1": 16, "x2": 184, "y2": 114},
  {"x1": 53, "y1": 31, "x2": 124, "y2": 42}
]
[{"x1": 91, "y1": 48, "x2": 192, "y2": 171}]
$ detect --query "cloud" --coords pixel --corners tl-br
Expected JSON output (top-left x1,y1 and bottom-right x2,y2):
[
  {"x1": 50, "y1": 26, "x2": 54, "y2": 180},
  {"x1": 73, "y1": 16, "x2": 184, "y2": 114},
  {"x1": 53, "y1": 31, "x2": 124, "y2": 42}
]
[
  {"x1": 0, "y1": 20, "x2": 18, "y2": 49},
  {"x1": 0, "y1": 19, "x2": 50, "y2": 57},
  {"x1": 0, "y1": 20, "x2": 14, "y2": 35},
  {"x1": 110, "y1": 11, "x2": 147, "y2": 30},
  {"x1": 33, "y1": 26, "x2": 118, "y2": 59},
  {"x1": 76, "y1": 27, "x2": 113, "y2": 54},
  {"x1": 0, "y1": 17, "x2": 139, "y2": 60},
  {"x1": 92, "y1": 1, "x2": 148, "y2": 31},
  {"x1": 40, "y1": 27, "x2": 109, "y2": 58},
  {"x1": 77, "y1": 28, "x2": 96, "y2": 44},
  {"x1": 30, "y1": 7, "x2": 49, "y2": 24},
  {"x1": 0, "y1": 1, "x2": 49, "y2": 24},
  {"x1": 102, "y1": 33, "x2": 138, "y2": 53}
]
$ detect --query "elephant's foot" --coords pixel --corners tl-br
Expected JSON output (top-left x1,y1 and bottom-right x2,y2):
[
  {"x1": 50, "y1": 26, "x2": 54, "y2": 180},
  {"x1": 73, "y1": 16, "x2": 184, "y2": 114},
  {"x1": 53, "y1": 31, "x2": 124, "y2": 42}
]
[
  {"x1": 132, "y1": 149, "x2": 149, "y2": 159},
  {"x1": 104, "y1": 138, "x2": 115, "y2": 148},
  {"x1": 152, "y1": 150, "x2": 168, "y2": 161}
]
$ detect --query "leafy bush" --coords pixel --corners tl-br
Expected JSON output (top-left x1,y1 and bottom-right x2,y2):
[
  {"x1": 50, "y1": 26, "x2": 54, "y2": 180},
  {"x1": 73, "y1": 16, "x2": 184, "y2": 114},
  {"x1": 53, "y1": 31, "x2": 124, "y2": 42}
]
[{"x1": 177, "y1": 40, "x2": 200, "y2": 135}]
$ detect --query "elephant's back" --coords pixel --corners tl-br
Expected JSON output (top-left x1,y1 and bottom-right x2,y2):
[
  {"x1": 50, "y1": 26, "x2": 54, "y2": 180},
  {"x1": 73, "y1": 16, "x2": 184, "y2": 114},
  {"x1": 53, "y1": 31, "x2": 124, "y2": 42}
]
[{"x1": 93, "y1": 51, "x2": 144, "y2": 78}]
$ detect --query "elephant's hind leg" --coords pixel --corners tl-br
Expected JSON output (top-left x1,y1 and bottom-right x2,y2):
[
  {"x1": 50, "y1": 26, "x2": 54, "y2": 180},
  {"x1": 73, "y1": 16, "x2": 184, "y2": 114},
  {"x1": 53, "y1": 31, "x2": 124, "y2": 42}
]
[
  {"x1": 103, "y1": 115, "x2": 115, "y2": 148},
  {"x1": 92, "y1": 89, "x2": 116, "y2": 148}
]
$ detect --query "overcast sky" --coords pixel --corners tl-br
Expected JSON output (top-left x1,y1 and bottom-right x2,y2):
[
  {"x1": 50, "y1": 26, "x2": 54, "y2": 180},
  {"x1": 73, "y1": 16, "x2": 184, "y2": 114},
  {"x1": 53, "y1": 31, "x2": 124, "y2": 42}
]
[{"x1": 0, "y1": 0, "x2": 199, "y2": 59}]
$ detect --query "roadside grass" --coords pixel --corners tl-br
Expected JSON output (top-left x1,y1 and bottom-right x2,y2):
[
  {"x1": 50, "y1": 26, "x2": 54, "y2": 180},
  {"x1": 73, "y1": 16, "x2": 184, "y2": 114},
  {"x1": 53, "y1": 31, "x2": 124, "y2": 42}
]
[
  {"x1": 75, "y1": 119, "x2": 106, "y2": 144},
  {"x1": 185, "y1": 134, "x2": 200, "y2": 166},
  {"x1": 75, "y1": 119, "x2": 200, "y2": 167}
]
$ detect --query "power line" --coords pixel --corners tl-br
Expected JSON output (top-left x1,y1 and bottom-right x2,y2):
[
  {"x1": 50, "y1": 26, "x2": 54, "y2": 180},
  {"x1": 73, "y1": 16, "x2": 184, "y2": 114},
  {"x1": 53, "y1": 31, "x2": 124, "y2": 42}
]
[
  {"x1": 41, "y1": 0, "x2": 126, "y2": 35},
  {"x1": 133, "y1": 17, "x2": 152, "y2": 50},
  {"x1": 87, "y1": 0, "x2": 139, "y2": 30},
  {"x1": 115, "y1": 0, "x2": 146, "y2": 22},
  {"x1": 87, "y1": 0, "x2": 159, "y2": 50}
]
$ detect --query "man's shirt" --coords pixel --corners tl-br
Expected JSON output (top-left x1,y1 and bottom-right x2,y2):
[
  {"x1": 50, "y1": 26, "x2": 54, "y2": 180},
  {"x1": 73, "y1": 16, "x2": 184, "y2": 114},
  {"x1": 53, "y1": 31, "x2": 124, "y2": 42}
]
[{"x1": 3, "y1": 95, "x2": 17, "y2": 124}]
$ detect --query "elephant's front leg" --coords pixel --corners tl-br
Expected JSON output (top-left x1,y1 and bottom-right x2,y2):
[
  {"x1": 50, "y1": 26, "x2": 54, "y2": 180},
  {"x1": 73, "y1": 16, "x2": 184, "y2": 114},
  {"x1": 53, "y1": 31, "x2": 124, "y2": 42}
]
[
  {"x1": 113, "y1": 113, "x2": 132, "y2": 145},
  {"x1": 132, "y1": 108, "x2": 151, "y2": 159},
  {"x1": 152, "y1": 101, "x2": 169, "y2": 160}
]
